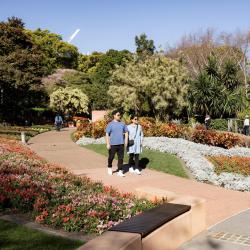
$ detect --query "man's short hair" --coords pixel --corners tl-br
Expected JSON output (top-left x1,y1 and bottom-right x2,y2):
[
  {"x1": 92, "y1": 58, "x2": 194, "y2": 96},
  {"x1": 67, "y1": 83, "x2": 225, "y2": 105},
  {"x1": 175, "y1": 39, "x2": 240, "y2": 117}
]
[{"x1": 112, "y1": 110, "x2": 120, "y2": 116}]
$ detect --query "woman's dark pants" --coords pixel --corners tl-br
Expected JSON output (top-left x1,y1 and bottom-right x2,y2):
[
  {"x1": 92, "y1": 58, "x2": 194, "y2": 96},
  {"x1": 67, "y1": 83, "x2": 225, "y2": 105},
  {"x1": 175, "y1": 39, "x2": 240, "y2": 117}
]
[{"x1": 129, "y1": 153, "x2": 139, "y2": 170}]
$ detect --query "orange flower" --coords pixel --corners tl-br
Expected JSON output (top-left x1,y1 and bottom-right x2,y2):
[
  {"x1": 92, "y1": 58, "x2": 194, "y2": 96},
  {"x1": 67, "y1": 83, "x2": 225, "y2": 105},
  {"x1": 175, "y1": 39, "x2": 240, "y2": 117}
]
[{"x1": 63, "y1": 217, "x2": 69, "y2": 223}]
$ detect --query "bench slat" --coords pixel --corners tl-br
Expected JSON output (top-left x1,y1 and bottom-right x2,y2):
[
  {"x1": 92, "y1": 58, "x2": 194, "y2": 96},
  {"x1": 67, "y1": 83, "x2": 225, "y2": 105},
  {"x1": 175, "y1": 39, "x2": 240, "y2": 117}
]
[{"x1": 109, "y1": 203, "x2": 191, "y2": 238}]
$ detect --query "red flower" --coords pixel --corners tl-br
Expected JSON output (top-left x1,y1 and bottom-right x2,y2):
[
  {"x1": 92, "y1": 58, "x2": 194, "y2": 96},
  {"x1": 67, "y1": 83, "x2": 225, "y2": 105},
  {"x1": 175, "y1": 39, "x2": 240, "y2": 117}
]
[{"x1": 63, "y1": 217, "x2": 69, "y2": 223}]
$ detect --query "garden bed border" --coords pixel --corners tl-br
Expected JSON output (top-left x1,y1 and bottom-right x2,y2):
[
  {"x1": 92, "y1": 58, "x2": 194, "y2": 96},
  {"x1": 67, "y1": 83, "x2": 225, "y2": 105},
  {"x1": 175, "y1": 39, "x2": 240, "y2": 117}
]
[{"x1": 78, "y1": 187, "x2": 206, "y2": 250}]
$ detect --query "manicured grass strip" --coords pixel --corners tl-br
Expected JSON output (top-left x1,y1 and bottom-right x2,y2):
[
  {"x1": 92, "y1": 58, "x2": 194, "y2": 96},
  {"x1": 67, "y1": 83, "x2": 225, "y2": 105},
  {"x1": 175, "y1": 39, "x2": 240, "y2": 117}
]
[
  {"x1": 0, "y1": 219, "x2": 83, "y2": 250},
  {"x1": 83, "y1": 144, "x2": 188, "y2": 178}
]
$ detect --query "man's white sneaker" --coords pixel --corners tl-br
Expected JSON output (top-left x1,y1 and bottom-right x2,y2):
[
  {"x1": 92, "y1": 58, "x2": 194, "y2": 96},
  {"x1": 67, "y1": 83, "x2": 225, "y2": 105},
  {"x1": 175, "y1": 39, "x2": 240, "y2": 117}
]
[
  {"x1": 108, "y1": 168, "x2": 113, "y2": 175},
  {"x1": 129, "y1": 167, "x2": 135, "y2": 173},
  {"x1": 134, "y1": 169, "x2": 141, "y2": 175},
  {"x1": 117, "y1": 170, "x2": 125, "y2": 177}
]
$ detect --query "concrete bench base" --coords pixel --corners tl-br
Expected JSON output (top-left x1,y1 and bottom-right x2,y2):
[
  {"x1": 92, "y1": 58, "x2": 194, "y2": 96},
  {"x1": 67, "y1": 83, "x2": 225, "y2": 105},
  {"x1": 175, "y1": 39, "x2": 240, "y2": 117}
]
[
  {"x1": 77, "y1": 231, "x2": 141, "y2": 250},
  {"x1": 78, "y1": 187, "x2": 206, "y2": 250}
]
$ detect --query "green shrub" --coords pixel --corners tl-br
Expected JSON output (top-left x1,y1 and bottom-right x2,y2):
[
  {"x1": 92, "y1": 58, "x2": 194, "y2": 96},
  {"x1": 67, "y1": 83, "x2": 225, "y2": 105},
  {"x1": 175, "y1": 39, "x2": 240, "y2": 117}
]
[
  {"x1": 210, "y1": 119, "x2": 228, "y2": 131},
  {"x1": 237, "y1": 103, "x2": 250, "y2": 119}
]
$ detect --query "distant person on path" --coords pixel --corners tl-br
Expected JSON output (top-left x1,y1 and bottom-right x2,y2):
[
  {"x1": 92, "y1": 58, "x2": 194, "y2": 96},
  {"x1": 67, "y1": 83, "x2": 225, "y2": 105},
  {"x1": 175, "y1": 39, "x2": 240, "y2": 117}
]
[
  {"x1": 205, "y1": 114, "x2": 211, "y2": 130},
  {"x1": 105, "y1": 110, "x2": 128, "y2": 177},
  {"x1": 55, "y1": 114, "x2": 63, "y2": 131},
  {"x1": 243, "y1": 115, "x2": 249, "y2": 135},
  {"x1": 127, "y1": 115, "x2": 144, "y2": 175}
]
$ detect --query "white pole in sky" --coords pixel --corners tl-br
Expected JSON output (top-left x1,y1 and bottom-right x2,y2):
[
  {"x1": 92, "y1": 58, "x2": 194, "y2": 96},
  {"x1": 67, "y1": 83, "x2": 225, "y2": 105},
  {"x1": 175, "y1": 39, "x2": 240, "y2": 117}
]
[{"x1": 68, "y1": 29, "x2": 80, "y2": 43}]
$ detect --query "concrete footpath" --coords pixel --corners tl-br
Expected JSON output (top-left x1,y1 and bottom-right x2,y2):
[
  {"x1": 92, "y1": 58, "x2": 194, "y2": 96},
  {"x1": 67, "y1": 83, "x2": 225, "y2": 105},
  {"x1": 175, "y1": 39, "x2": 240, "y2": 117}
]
[
  {"x1": 180, "y1": 209, "x2": 250, "y2": 249},
  {"x1": 29, "y1": 128, "x2": 250, "y2": 248}
]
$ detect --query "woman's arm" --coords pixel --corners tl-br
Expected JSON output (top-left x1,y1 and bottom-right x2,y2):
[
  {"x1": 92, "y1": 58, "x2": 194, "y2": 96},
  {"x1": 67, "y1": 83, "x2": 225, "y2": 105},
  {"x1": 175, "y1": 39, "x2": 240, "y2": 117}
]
[{"x1": 140, "y1": 125, "x2": 144, "y2": 144}]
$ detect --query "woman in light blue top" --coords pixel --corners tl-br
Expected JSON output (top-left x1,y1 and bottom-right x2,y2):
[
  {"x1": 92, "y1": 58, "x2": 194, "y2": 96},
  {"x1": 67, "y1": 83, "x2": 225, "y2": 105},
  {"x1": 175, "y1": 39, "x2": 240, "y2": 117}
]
[{"x1": 127, "y1": 115, "x2": 144, "y2": 175}]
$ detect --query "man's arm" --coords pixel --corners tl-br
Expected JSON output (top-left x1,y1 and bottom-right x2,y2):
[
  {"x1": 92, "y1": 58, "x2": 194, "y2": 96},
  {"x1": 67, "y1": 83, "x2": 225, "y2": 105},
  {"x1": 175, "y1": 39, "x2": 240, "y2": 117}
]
[
  {"x1": 124, "y1": 124, "x2": 128, "y2": 147},
  {"x1": 106, "y1": 133, "x2": 111, "y2": 150}
]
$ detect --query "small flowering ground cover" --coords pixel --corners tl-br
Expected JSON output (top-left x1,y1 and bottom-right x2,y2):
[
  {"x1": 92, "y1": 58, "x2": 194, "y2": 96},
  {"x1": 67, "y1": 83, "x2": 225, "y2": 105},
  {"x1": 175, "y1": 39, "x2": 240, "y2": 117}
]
[
  {"x1": 207, "y1": 156, "x2": 250, "y2": 176},
  {"x1": 0, "y1": 219, "x2": 83, "y2": 250},
  {"x1": 0, "y1": 137, "x2": 164, "y2": 235}
]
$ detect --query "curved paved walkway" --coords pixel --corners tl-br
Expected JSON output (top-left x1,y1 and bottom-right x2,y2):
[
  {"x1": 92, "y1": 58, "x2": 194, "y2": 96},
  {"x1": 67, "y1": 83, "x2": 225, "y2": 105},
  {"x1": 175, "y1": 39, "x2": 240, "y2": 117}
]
[{"x1": 29, "y1": 128, "x2": 250, "y2": 228}]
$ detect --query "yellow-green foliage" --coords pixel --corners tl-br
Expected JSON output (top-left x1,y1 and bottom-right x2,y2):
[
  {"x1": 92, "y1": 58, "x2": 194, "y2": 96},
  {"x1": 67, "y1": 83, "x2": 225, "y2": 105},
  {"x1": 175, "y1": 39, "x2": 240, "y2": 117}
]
[
  {"x1": 108, "y1": 55, "x2": 188, "y2": 120},
  {"x1": 50, "y1": 87, "x2": 89, "y2": 115}
]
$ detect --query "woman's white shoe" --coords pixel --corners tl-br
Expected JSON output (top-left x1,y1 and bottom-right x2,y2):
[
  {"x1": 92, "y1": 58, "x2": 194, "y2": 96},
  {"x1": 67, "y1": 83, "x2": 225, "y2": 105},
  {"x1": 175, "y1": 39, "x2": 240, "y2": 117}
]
[
  {"x1": 117, "y1": 170, "x2": 125, "y2": 177},
  {"x1": 134, "y1": 169, "x2": 141, "y2": 175},
  {"x1": 129, "y1": 167, "x2": 135, "y2": 173}
]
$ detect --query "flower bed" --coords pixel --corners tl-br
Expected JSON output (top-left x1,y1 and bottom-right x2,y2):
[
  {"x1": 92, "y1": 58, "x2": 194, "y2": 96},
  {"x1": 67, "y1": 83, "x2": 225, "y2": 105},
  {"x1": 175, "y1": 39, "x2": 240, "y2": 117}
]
[
  {"x1": 74, "y1": 117, "x2": 242, "y2": 149},
  {"x1": 0, "y1": 138, "x2": 163, "y2": 234},
  {"x1": 0, "y1": 125, "x2": 51, "y2": 141},
  {"x1": 207, "y1": 156, "x2": 250, "y2": 176},
  {"x1": 191, "y1": 128, "x2": 241, "y2": 149}
]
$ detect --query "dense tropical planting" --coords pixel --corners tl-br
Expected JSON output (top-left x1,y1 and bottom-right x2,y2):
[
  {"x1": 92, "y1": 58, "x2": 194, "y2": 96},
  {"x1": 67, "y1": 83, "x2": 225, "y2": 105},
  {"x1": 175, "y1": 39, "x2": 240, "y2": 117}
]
[{"x1": 0, "y1": 137, "x2": 164, "y2": 234}]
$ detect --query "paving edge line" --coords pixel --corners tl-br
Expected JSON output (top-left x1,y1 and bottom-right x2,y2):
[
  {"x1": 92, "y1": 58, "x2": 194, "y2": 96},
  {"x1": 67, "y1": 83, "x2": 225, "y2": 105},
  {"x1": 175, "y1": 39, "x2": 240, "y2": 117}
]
[
  {"x1": 0, "y1": 214, "x2": 94, "y2": 242},
  {"x1": 207, "y1": 208, "x2": 250, "y2": 230}
]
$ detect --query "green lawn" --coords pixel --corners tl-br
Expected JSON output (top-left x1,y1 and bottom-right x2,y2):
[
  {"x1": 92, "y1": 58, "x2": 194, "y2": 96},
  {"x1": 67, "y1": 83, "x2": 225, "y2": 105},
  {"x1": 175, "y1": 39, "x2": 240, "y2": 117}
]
[
  {"x1": 83, "y1": 144, "x2": 188, "y2": 178},
  {"x1": 0, "y1": 219, "x2": 83, "y2": 250}
]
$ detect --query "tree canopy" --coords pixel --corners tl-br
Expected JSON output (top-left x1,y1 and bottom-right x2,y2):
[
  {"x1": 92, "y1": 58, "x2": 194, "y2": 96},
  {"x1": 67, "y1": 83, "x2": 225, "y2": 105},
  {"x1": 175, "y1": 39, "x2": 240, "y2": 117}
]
[
  {"x1": 76, "y1": 49, "x2": 132, "y2": 109},
  {"x1": 0, "y1": 17, "x2": 48, "y2": 123},
  {"x1": 27, "y1": 28, "x2": 79, "y2": 73},
  {"x1": 135, "y1": 33, "x2": 156, "y2": 57},
  {"x1": 108, "y1": 55, "x2": 188, "y2": 120}
]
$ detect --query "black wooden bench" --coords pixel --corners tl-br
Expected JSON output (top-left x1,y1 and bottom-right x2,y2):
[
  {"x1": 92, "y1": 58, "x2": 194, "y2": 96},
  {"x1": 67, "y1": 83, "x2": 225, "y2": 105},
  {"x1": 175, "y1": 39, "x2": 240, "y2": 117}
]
[{"x1": 109, "y1": 203, "x2": 191, "y2": 238}]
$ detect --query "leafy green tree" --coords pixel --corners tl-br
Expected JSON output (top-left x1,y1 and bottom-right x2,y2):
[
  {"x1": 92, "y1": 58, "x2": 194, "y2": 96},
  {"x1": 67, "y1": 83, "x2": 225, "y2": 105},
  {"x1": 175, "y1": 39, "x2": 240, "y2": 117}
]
[
  {"x1": 135, "y1": 33, "x2": 155, "y2": 57},
  {"x1": 76, "y1": 49, "x2": 132, "y2": 109},
  {"x1": 78, "y1": 52, "x2": 103, "y2": 73},
  {"x1": 90, "y1": 49, "x2": 132, "y2": 84},
  {"x1": 108, "y1": 55, "x2": 188, "y2": 120},
  {"x1": 0, "y1": 17, "x2": 48, "y2": 123},
  {"x1": 27, "y1": 28, "x2": 79, "y2": 73},
  {"x1": 50, "y1": 87, "x2": 89, "y2": 115}
]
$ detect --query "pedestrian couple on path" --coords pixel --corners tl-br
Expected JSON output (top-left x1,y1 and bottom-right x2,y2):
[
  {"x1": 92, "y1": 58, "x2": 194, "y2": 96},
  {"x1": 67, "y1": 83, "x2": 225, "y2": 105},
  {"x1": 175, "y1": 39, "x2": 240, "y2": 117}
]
[{"x1": 105, "y1": 110, "x2": 144, "y2": 177}]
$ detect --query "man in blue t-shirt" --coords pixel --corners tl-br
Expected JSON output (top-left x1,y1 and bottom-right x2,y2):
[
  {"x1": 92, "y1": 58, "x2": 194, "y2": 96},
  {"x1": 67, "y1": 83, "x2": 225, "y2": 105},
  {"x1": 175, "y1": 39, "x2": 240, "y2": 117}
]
[{"x1": 106, "y1": 110, "x2": 128, "y2": 177}]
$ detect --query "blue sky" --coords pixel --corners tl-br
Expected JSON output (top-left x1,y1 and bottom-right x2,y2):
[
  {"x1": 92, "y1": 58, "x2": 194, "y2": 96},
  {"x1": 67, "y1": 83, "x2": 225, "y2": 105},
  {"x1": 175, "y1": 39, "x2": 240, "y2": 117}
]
[{"x1": 1, "y1": 0, "x2": 250, "y2": 54}]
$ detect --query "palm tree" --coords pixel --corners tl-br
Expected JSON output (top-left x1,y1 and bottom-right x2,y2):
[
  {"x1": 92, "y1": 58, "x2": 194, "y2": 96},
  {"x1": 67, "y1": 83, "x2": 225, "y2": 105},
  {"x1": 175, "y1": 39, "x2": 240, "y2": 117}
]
[{"x1": 188, "y1": 56, "x2": 246, "y2": 118}]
